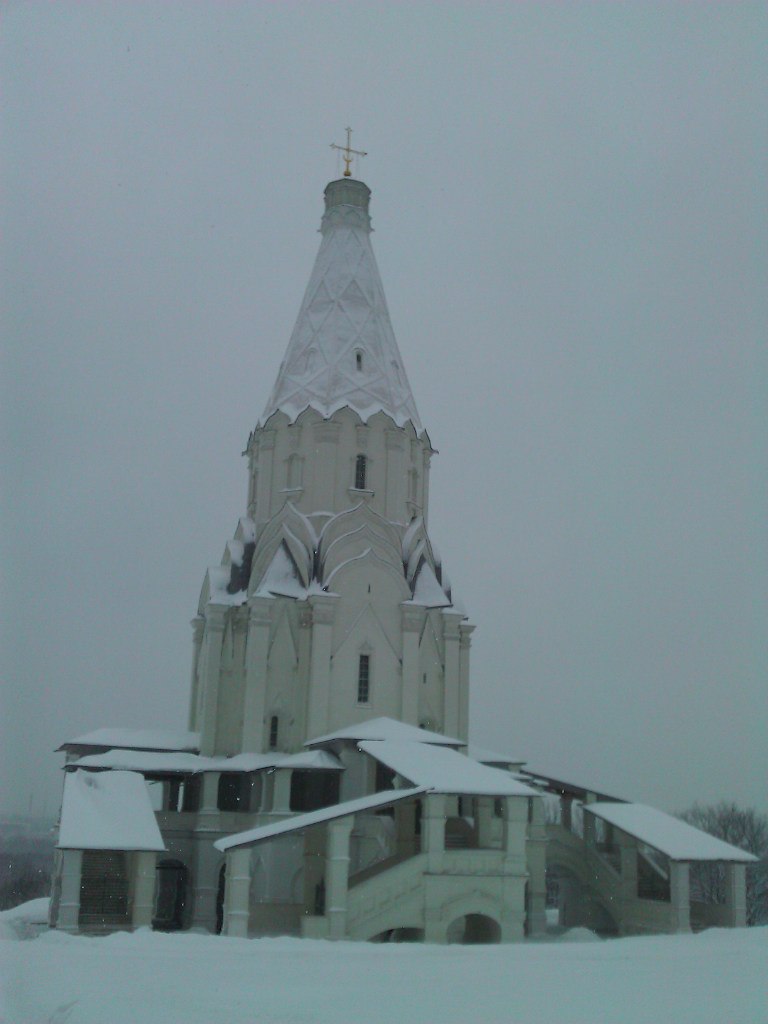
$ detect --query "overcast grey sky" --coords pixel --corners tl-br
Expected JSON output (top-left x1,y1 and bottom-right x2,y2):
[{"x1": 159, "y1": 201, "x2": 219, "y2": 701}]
[{"x1": 2, "y1": 2, "x2": 766, "y2": 819}]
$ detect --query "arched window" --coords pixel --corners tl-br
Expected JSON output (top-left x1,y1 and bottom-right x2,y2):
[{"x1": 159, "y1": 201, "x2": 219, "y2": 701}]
[
  {"x1": 355, "y1": 350, "x2": 363, "y2": 371},
  {"x1": 354, "y1": 454, "x2": 367, "y2": 490},
  {"x1": 269, "y1": 715, "x2": 279, "y2": 750}
]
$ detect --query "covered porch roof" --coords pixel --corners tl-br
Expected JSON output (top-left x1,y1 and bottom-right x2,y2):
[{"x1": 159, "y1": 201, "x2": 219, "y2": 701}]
[
  {"x1": 359, "y1": 740, "x2": 539, "y2": 797},
  {"x1": 215, "y1": 787, "x2": 426, "y2": 852},
  {"x1": 57, "y1": 769, "x2": 165, "y2": 852},
  {"x1": 585, "y1": 802, "x2": 759, "y2": 863}
]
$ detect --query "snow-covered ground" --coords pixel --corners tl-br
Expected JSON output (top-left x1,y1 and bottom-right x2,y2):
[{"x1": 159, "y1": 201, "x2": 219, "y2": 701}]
[{"x1": 1, "y1": 901, "x2": 765, "y2": 1024}]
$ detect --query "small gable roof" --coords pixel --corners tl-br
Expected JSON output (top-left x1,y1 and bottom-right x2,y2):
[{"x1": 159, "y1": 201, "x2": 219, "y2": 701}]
[
  {"x1": 58, "y1": 728, "x2": 200, "y2": 754},
  {"x1": 359, "y1": 741, "x2": 539, "y2": 797},
  {"x1": 57, "y1": 770, "x2": 165, "y2": 852},
  {"x1": 305, "y1": 716, "x2": 462, "y2": 749}
]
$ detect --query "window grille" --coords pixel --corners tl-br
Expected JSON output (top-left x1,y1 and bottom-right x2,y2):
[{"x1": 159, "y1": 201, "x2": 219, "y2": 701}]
[
  {"x1": 357, "y1": 654, "x2": 371, "y2": 704},
  {"x1": 354, "y1": 454, "x2": 367, "y2": 490}
]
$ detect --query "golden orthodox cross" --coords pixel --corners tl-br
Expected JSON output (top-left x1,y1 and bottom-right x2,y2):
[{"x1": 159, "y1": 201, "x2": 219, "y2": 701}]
[{"x1": 330, "y1": 127, "x2": 367, "y2": 177}]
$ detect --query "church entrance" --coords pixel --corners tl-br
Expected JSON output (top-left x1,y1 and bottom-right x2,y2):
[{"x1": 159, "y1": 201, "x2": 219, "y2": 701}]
[{"x1": 152, "y1": 859, "x2": 188, "y2": 931}]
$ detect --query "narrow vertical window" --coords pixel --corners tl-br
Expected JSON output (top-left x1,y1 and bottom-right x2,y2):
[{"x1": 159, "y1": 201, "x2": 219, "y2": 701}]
[
  {"x1": 269, "y1": 715, "x2": 279, "y2": 750},
  {"x1": 356, "y1": 351, "x2": 363, "y2": 371},
  {"x1": 357, "y1": 654, "x2": 370, "y2": 704},
  {"x1": 354, "y1": 454, "x2": 367, "y2": 490}
]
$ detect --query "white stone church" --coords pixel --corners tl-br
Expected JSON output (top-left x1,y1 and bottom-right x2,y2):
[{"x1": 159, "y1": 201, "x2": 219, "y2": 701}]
[{"x1": 49, "y1": 170, "x2": 755, "y2": 943}]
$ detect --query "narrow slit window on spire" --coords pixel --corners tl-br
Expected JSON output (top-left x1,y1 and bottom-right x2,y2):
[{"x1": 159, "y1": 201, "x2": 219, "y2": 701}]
[
  {"x1": 356, "y1": 350, "x2": 363, "y2": 372},
  {"x1": 354, "y1": 454, "x2": 367, "y2": 490},
  {"x1": 269, "y1": 715, "x2": 279, "y2": 750},
  {"x1": 357, "y1": 654, "x2": 371, "y2": 704}
]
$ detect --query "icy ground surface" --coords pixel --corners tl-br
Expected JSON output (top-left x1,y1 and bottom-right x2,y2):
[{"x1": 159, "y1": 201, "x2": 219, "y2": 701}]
[{"x1": 1, "y1": 903, "x2": 766, "y2": 1024}]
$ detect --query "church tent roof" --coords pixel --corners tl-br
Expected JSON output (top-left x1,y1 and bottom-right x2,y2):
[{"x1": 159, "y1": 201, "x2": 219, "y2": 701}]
[
  {"x1": 358, "y1": 741, "x2": 539, "y2": 797},
  {"x1": 584, "y1": 803, "x2": 759, "y2": 863},
  {"x1": 57, "y1": 770, "x2": 165, "y2": 851},
  {"x1": 305, "y1": 716, "x2": 462, "y2": 749},
  {"x1": 259, "y1": 178, "x2": 423, "y2": 433},
  {"x1": 215, "y1": 786, "x2": 426, "y2": 852}
]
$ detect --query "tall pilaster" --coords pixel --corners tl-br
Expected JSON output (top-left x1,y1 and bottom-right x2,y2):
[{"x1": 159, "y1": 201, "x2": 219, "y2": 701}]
[
  {"x1": 198, "y1": 606, "x2": 227, "y2": 756},
  {"x1": 312, "y1": 422, "x2": 341, "y2": 510},
  {"x1": 442, "y1": 611, "x2": 464, "y2": 738},
  {"x1": 325, "y1": 815, "x2": 354, "y2": 940},
  {"x1": 305, "y1": 594, "x2": 338, "y2": 740},
  {"x1": 241, "y1": 597, "x2": 273, "y2": 750},
  {"x1": 458, "y1": 622, "x2": 475, "y2": 741},
  {"x1": 401, "y1": 604, "x2": 425, "y2": 725},
  {"x1": 188, "y1": 616, "x2": 205, "y2": 731}
]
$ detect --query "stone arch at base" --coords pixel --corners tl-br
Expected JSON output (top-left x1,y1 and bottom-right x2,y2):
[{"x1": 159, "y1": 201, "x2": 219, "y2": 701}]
[
  {"x1": 446, "y1": 913, "x2": 501, "y2": 945},
  {"x1": 353, "y1": 910, "x2": 424, "y2": 943},
  {"x1": 439, "y1": 892, "x2": 505, "y2": 944}
]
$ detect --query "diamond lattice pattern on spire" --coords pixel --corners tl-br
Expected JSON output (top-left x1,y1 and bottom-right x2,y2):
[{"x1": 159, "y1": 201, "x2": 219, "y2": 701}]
[{"x1": 260, "y1": 186, "x2": 422, "y2": 432}]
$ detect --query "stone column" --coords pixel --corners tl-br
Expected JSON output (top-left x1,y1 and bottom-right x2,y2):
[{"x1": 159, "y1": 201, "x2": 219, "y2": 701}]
[
  {"x1": 724, "y1": 863, "x2": 747, "y2": 927},
  {"x1": 187, "y1": 616, "x2": 205, "y2": 731},
  {"x1": 271, "y1": 769, "x2": 293, "y2": 813},
  {"x1": 400, "y1": 605, "x2": 424, "y2": 725},
  {"x1": 131, "y1": 851, "x2": 157, "y2": 929},
  {"x1": 617, "y1": 833, "x2": 638, "y2": 935},
  {"x1": 241, "y1": 597, "x2": 273, "y2": 750},
  {"x1": 57, "y1": 849, "x2": 83, "y2": 932},
  {"x1": 669, "y1": 861, "x2": 691, "y2": 933},
  {"x1": 526, "y1": 797, "x2": 548, "y2": 936},
  {"x1": 384, "y1": 429, "x2": 405, "y2": 521},
  {"x1": 561, "y1": 797, "x2": 573, "y2": 831},
  {"x1": 423, "y1": 793, "x2": 446, "y2": 873},
  {"x1": 502, "y1": 797, "x2": 528, "y2": 873},
  {"x1": 582, "y1": 808, "x2": 596, "y2": 846},
  {"x1": 458, "y1": 623, "x2": 475, "y2": 741},
  {"x1": 223, "y1": 847, "x2": 252, "y2": 938},
  {"x1": 325, "y1": 815, "x2": 354, "y2": 940},
  {"x1": 442, "y1": 612, "x2": 464, "y2": 739},
  {"x1": 395, "y1": 798, "x2": 417, "y2": 858},
  {"x1": 191, "y1": 771, "x2": 222, "y2": 930},
  {"x1": 476, "y1": 797, "x2": 495, "y2": 848},
  {"x1": 305, "y1": 594, "x2": 338, "y2": 740},
  {"x1": 198, "y1": 607, "x2": 227, "y2": 756}
]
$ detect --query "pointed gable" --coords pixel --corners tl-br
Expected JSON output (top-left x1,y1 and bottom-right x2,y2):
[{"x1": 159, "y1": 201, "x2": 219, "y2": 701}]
[{"x1": 260, "y1": 178, "x2": 422, "y2": 432}]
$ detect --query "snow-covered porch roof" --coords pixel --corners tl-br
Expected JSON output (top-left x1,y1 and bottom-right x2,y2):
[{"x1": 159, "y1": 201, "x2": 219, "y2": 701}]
[
  {"x1": 215, "y1": 787, "x2": 426, "y2": 852},
  {"x1": 358, "y1": 741, "x2": 539, "y2": 797},
  {"x1": 57, "y1": 770, "x2": 165, "y2": 852},
  {"x1": 67, "y1": 748, "x2": 343, "y2": 776},
  {"x1": 585, "y1": 803, "x2": 759, "y2": 863},
  {"x1": 57, "y1": 728, "x2": 201, "y2": 755},
  {"x1": 305, "y1": 716, "x2": 463, "y2": 749}
]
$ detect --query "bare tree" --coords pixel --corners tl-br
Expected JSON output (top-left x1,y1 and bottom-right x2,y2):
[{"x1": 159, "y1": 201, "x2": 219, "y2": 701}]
[{"x1": 678, "y1": 802, "x2": 768, "y2": 925}]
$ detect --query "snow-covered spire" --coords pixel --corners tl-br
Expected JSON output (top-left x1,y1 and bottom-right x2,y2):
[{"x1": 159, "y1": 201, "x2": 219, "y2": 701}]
[{"x1": 260, "y1": 178, "x2": 423, "y2": 433}]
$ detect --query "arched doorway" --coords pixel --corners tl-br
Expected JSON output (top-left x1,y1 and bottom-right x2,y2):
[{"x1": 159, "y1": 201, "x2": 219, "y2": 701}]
[
  {"x1": 153, "y1": 859, "x2": 188, "y2": 931},
  {"x1": 446, "y1": 913, "x2": 501, "y2": 944}
]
